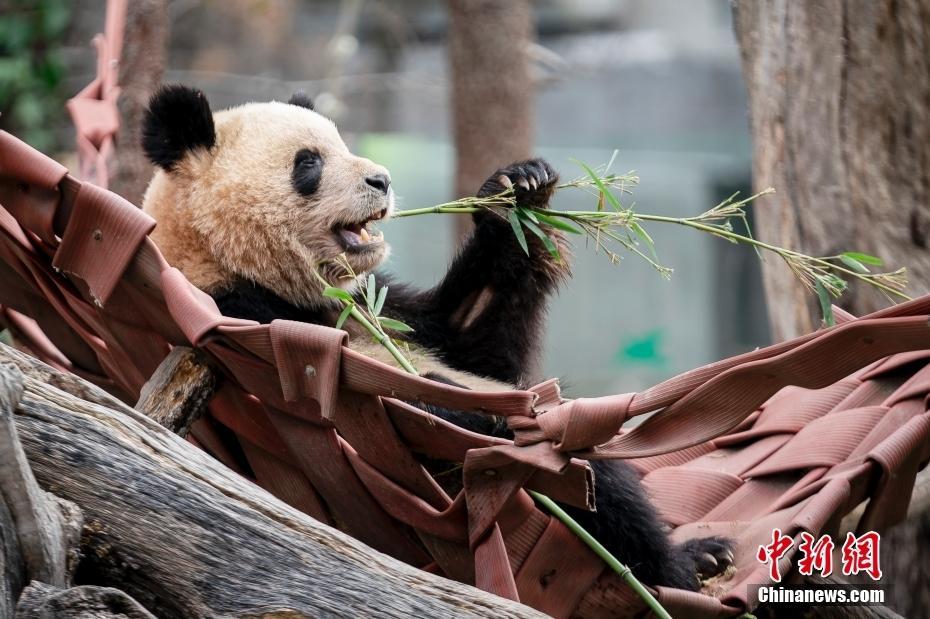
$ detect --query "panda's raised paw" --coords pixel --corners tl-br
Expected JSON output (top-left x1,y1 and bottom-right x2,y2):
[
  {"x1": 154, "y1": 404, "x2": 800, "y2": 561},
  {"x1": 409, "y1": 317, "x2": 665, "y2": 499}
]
[{"x1": 477, "y1": 158, "x2": 559, "y2": 209}]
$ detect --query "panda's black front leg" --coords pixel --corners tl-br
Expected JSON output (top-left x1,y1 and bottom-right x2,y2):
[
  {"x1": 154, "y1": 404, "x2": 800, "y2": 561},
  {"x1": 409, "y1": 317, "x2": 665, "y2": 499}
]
[
  {"x1": 562, "y1": 460, "x2": 735, "y2": 591},
  {"x1": 383, "y1": 159, "x2": 569, "y2": 386}
]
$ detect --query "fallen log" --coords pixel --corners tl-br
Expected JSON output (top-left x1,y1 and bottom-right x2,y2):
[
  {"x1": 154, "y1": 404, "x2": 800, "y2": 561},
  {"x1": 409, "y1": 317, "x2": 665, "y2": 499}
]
[
  {"x1": 0, "y1": 343, "x2": 542, "y2": 618},
  {"x1": 0, "y1": 365, "x2": 82, "y2": 617},
  {"x1": 16, "y1": 582, "x2": 157, "y2": 619}
]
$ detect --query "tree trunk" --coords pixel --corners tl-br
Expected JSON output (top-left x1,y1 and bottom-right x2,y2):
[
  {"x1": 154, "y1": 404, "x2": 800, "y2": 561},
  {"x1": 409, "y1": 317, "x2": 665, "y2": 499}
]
[
  {"x1": 110, "y1": 0, "x2": 169, "y2": 205},
  {"x1": 733, "y1": 0, "x2": 930, "y2": 342},
  {"x1": 0, "y1": 344, "x2": 542, "y2": 618},
  {"x1": 448, "y1": 0, "x2": 535, "y2": 240},
  {"x1": 734, "y1": 4, "x2": 930, "y2": 617}
]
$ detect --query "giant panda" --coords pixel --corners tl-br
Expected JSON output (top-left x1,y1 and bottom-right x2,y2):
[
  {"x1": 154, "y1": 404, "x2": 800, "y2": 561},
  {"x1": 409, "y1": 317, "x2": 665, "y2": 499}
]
[{"x1": 140, "y1": 84, "x2": 732, "y2": 591}]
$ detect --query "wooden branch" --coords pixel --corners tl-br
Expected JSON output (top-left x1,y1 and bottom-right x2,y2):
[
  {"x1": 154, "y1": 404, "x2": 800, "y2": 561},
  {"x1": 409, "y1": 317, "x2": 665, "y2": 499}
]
[
  {"x1": 0, "y1": 344, "x2": 543, "y2": 618},
  {"x1": 0, "y1": 366, "x2": 81, "y2": 601},
  {"x1": 16, "y1": 582, "x2": 156, "y2": 619},
  {"x1": 134, "y1": 347, "x2": 217, "y2": 436}
]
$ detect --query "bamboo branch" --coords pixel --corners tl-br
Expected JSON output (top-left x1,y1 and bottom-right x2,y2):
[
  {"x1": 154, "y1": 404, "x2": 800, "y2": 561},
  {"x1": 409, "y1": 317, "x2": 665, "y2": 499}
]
[{"x1": 393, "y1": 159, "x2": 911, "y2": 325}]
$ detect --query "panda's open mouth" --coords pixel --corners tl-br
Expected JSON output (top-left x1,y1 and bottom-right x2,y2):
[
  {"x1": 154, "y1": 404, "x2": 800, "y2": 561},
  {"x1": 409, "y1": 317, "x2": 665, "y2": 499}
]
[{"x1": 335, "y1": 208, "x2": 388, "y2": 250}]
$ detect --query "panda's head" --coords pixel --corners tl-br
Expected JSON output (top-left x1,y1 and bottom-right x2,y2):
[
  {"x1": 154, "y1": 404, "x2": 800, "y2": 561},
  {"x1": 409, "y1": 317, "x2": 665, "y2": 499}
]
[{"x1": 140, "y1": 84, "x2": 393, "y2": 307}]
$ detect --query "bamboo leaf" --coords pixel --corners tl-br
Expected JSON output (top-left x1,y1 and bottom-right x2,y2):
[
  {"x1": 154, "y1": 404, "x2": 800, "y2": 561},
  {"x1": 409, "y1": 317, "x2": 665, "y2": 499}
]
[
  {"x1": 323, "y1": 287, "x2": 353, "y2": 302},
  {"x1": 374, "y1": 286, "x2": 388, "y2": 316},
  {"x1": 815, "y1": 280, "x2": 835, "y2": 327},
  {"x1": 629, "y1": 221, "x2": 658, "y2": 262},
  {"x1": 507, "y1": 209, "x2": 530, "y2": 255},
  {"x1": 366, "y1": 274, "x2": 376, "y2": 308},
  {"x1": 516, "y1": 207, "x2": 539, "y2": 224},
  {"x1": 378, "y1": 317, "x2": 414, "y2": 333},
  {"x1": 842, "y1": 251, "x2": 883, "y2": 266},
  {"x1": 575, "y1": 160, "x2": 624, "y2": 211},
  {"x1": 534, "y1": 211, "x2": 583, "y2": 234},
  {"x1": 605, "y1": 149, "x2": 619, "y2": 175},
  {"x1": 839, "y1": 254, "x2": 870, "y2": 273},
  {"x1": 824, "y1": 274, "x2": 848, "y2": 293},
  {"x1": 335, "y1": 304, "x2": 353, "y2": 329},
  {"x1": 522, "y1": 218, "x2": 561, "y2": 259}
]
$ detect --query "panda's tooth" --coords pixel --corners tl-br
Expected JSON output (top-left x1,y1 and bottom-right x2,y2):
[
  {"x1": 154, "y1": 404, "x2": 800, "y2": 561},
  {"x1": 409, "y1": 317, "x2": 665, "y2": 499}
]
[{"x1": 360, "y1": 227, "x2": 371, "y2": 242}]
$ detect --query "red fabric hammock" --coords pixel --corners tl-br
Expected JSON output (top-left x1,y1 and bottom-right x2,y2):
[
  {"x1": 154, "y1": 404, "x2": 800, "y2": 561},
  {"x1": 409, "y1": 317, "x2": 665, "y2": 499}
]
[
  {"x1": 1, "y1": 129, "x2": 929, "y2": 617},
  {"x1": 2, "y1": 4, "x2": 928, "y2": 611}
]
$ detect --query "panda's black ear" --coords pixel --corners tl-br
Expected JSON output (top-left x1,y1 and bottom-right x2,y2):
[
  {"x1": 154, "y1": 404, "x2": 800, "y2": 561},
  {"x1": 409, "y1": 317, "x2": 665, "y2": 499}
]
[
  {"x1": 142, "y1": 84, "x2": 216, "y2": 171},
  {"x1": 287, "y1": 91, "x2": 314, "y2": 110}
]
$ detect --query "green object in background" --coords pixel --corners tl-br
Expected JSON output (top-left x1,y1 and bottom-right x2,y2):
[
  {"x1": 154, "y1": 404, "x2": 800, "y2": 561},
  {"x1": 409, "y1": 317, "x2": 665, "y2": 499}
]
[
  {"x1": 615, "y1": 329, "x2": 667, "y2": 367},
  {"x1": 0, "y1": 0, "x2": 70, "y2": 152}
]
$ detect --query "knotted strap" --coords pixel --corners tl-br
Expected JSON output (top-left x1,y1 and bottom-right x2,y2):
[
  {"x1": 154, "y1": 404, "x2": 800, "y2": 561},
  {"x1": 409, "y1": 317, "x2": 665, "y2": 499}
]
[
  {"x1": 509, "y1": 392, "x2": 634, "y2": 451},
  {"x1": 66, "y1": 0, "x2": 126, "y2": 187}
]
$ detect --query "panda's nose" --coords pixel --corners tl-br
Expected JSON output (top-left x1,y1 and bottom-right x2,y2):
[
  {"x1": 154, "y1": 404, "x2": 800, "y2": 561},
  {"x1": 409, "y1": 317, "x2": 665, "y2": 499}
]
[{"x1": 365, "y1": 174, "x2": 391, "y2": 195}]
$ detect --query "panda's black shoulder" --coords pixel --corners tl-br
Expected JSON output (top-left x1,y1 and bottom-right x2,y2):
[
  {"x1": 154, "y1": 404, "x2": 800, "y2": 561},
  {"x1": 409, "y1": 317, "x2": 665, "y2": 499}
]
[{"x1": 213, "y1": 279, "x2": 329, "y2": 325}]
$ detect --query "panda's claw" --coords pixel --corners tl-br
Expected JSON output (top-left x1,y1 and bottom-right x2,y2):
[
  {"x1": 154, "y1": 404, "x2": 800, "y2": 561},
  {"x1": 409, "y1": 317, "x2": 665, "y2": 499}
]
[
  {"x1": 693, "y1": 552, "x2": 718, "y2": 577},
  {"x1": 678, "y1": 536, "x2": 735, "y2": 580},
  {"x1": 477, "y1": 158, "x2": 560, "y2": 211}
]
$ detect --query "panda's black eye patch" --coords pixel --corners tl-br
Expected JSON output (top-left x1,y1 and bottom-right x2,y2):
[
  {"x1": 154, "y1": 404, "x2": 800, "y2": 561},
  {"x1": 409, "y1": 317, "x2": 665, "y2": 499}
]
[{"x1": 292, "y1": 149, "x2": 324, "y2": 196}]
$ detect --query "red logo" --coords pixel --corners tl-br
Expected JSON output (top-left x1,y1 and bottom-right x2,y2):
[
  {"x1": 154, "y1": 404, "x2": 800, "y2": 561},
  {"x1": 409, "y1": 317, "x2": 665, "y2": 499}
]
[
  {"x1": 797, "y1": 532, "x2": 834, "y2": 577},
  {"x1": 756, "y1": 528, "x2": 794, "y2": 582},
  {"x1": 757, "y1": 529, "x2": 882, "y2": 581},
  {"x1": 841, "y1": 531, "x2": 882, "y2": 581}
]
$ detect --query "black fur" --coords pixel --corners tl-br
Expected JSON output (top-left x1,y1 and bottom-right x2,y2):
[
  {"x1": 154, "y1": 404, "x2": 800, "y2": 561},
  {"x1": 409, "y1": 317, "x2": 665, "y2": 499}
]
[
  {"x1": 215, "y1": 279, "x2": 330, "y2": 325},
  {"x1": 376, "y1": 159, "x2": 564, "y2": 386},
  {"x1": 209, "y1": 158, "x2": 732, "y2": 590},
  {"x1": 292, "y1": 149, "x2": 324, "y2": 196},
  {"x1": 288, "y1": 91, "x2": 315, "y2": 110},
  {"x1": 143, "y1": 85, "x2": 216, "y2": 171}
]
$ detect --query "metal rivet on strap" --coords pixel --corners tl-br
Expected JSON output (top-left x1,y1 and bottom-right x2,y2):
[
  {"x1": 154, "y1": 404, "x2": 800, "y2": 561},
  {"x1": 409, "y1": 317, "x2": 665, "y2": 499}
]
[
  {"x1": 484, "y1": 468, "x2": 497, "y2": 477},
  {"x1": 92, "y1": 229, "x2": 103, "y2": 241},
  {"x1": 304, "y1": 364, "x2": 316, "y2": 377}
]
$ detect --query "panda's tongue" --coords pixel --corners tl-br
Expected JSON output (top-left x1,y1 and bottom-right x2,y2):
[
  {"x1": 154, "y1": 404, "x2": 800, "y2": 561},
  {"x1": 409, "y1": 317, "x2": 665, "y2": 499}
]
[{"x1": 339, "y1": 225, "x2": 371, "y2": 246}]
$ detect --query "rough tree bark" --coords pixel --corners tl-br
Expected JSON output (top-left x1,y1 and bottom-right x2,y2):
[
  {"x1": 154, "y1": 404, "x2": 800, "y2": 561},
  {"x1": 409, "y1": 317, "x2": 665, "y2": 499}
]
[
  {"x1": 134, "y1": 346, "x2": 217, "y2": 436},
  {"x1": 0, "y1": 367, "x2": 82, "y2": 617},
  {"x1": 733, "y1": 0, "x2": 930, "y2": 342},
  {"x1": 734, "y1": 3, "x2": 930, "y2": 616},
  {"x1": 110, "y1": 0, "x2": 169, "y2": 205},
  {"x1": 448, "y1": 0, "x2": 535, "y2": 240},
  {"x1": 0, "y1": 344, "x2": 542, "y2": 618}
]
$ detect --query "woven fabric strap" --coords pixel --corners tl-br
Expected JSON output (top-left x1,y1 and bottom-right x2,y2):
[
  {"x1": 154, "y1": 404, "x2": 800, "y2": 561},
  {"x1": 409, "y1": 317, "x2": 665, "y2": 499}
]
[
  {"x1": 52, "y1": 182, "x2": 155, "y2": 306},
  {"x1": 66, "y1": 0, "x2": 127, "y2": 187},
  {"x1": 510, "y1": 304, "x2": 930, "y2": 459}
]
